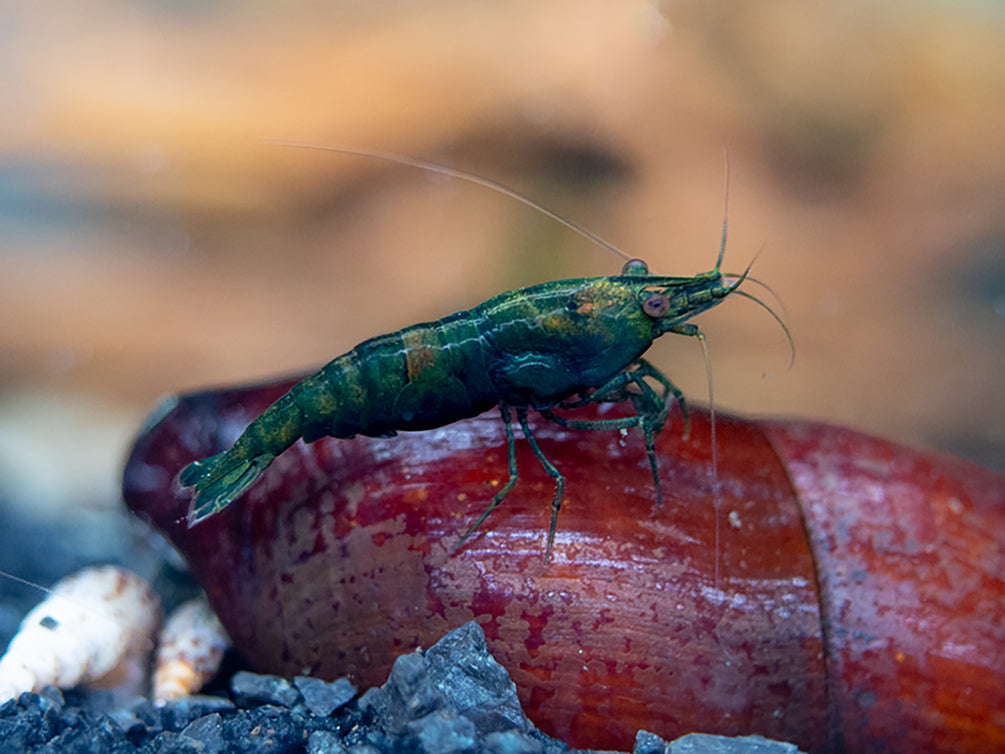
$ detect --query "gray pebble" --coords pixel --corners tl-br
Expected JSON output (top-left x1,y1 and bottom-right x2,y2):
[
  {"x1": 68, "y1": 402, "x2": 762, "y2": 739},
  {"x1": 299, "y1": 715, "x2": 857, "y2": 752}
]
[
  {"x1": 408, "y1": 710, "x2": 478, "y2": 754},
  {"x1": 308, "y1": 730, "x2": 349, "y2": 754},
  {"x1": 180, "y1": 712, "x2": 226, "y2": 752},
  {"x1": 361, "y1": 621, "x2": 531, "y2": 739},
  {"x1": 295, "y1": 676, "x2": 357, "y2": 717},
  {"x1": 483, "y1": 729, "x2": 546, "y2": 754},
  {"x1": 231, "y1": 670, "x2": 301, "y2": 708},
  {"x1": 669, "y1": 732, "x2": 805, "y2": 754}
]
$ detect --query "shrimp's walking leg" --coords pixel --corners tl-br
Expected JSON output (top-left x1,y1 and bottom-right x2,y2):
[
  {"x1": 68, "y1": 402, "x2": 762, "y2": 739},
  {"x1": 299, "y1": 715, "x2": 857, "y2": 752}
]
[
  {"x1": 455, "y1": 404, "x2": 520, "y2": 551},
  {"x1": 181, "y1": 393, "x2": 306, "y2": 525},
  {"x1": 515, "y1": 407, "x2": 566, "y2": 564},
  {"x1": 455, "y1": 405, "x2": 567, "y2": 564},
  {"x1": 540, "y1": 359, "x2": 684, "y2": 507}
]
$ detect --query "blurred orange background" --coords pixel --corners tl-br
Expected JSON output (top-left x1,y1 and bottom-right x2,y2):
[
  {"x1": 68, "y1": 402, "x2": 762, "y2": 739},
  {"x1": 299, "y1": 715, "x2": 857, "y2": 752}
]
[{"x1": 0, "y1": 0, "x2": 1002, "y2": 536}]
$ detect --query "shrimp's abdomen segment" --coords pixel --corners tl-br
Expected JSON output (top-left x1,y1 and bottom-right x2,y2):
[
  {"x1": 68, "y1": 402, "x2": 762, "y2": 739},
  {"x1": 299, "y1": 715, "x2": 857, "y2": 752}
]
[{"x1": 302, "y1": 312, "x2": 499, "y2": 438}]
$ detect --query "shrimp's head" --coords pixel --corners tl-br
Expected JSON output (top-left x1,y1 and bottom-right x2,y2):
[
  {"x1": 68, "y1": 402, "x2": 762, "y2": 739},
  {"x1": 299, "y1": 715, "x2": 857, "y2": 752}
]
[{"x1": 619, "y1": 258, "x2": 735, "y2": 338}]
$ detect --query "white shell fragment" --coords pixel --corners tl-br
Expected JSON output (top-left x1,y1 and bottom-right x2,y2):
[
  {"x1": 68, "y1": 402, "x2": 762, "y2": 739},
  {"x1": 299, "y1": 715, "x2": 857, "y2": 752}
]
[
  {"x1": 153, "y1": 595, "x2": 230, "y2": 704},
  {"x1": 0, "y1": 566, "x2": 162, "y2": 703}
]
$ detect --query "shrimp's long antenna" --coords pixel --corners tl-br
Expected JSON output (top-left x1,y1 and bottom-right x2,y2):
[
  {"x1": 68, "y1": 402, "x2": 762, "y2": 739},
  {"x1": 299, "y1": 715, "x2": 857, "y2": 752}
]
[
  {"x1": 0, "y1": 568, "x2": 52, "y2": 595},
  {"x1": 696, "y1": 333, "x2": 720, "y2": 590},
  {"x1": 263, "y1": 140, "x2": 632, "y2": 263},
  {"x1": 735, "y1": 274, "x2": 790, "y2": 322},
  {"x1": 714, "y1": 149, "x2": 730, "y2": 273},
  {"x1": 703, "y1": 149, "x2": 732, "y2": 591},
  {"x1": 729, "y1": 289, "x2": 796, "y2": 369},
  {"x1": 0, "y1": 568, "x2": 137, "y2": 626}
]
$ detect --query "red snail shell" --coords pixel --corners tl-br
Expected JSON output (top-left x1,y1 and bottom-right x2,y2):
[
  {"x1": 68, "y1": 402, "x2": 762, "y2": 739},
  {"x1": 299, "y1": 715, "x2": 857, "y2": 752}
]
[{"x1": 123, "y1": 377, "x2": 1005, "y2": 753}]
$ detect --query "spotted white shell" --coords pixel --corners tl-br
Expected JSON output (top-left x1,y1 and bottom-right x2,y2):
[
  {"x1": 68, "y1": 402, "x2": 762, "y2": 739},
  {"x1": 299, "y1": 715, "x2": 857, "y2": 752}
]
[
  {"x1": 0, "y1": 566, "x2": 162, "y2": 703},
  {"x1": 153, "y1": 595, "x2": 230, "y2": 704}
]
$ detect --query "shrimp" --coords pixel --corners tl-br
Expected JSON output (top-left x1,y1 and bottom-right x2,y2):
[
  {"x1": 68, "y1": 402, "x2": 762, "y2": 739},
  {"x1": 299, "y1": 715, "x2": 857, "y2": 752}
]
[{"x1": 180, "y1": 146, "x2": 789, "y2": 562}]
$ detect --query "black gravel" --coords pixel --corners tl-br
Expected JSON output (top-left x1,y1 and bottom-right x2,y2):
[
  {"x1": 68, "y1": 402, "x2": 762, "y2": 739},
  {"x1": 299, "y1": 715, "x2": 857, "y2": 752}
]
[{"x1": 0, "y1": 622, "x2": 803, "y2": 754}]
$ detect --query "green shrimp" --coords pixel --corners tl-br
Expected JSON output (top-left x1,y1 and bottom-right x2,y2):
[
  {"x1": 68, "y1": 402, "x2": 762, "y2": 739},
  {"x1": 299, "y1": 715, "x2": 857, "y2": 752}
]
[{"x1": 180, "y1": 147, "x2": 789, "y2": 562}]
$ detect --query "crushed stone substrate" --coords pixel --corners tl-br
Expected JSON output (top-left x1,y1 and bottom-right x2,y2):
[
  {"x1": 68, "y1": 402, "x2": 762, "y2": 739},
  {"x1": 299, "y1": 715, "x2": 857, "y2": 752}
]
[{"x1": 0, "y1": 621, "x2": 804, "y2": 754}]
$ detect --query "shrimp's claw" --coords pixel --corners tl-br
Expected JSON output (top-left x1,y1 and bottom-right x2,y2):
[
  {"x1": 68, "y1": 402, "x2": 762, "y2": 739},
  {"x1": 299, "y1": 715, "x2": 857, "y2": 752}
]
[{"x1": 181, "y1": 450, "x2": 275, "y2": 526}]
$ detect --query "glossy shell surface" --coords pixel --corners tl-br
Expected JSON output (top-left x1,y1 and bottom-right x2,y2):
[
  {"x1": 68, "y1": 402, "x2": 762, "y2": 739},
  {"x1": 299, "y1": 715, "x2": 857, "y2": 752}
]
[{"x1": 124, "y1": 379, "x2": 1005, "y2": 752}]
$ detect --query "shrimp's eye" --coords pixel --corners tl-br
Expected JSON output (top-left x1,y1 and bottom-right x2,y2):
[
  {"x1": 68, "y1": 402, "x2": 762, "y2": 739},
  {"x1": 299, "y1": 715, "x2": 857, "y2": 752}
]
[
  {"x1": 642, "y1": 293, "x2": 671, "y2": 318},
  {"x1": 621, "y1": 259, "x2": 649, "y2": 276}
]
